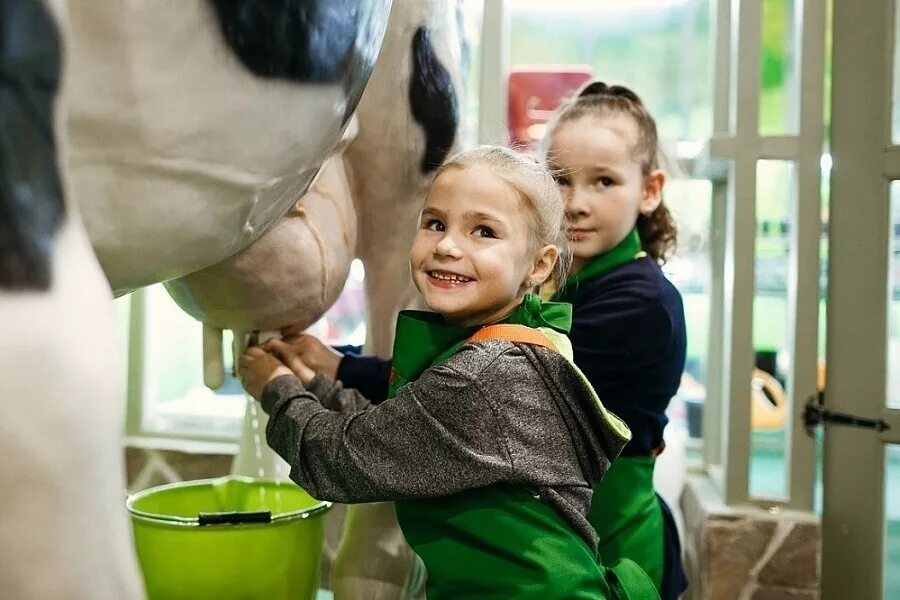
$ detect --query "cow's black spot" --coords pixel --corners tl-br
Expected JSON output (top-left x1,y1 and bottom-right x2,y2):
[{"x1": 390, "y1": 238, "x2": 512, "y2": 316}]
[
  {"x1": 409, "y1": 26, "x2": 459, "y2": 174},
  {"x1": 0, "y1": 0, "x2": 65, "y2": 291},
  {"x1": 209, "y1": 0, "x2": 389, "y2": 125},
  {"x1": 209, "y1": 0, "x2": 358, "y2": 83}
]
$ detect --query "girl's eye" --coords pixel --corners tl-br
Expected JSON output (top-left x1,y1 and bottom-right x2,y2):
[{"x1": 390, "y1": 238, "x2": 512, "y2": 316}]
[
  {"x1": 423, "y1": 218, "x2": 445, "y2": 232},
  {"x1": 554, "y1": 175, "x2": 571, "y2": 187},
  {"x1": 596, "y1": 176, "x2": 615, "y2": 187},
  {"x1": 474, "y1": 225, "x2": 496, "y2": 239}
]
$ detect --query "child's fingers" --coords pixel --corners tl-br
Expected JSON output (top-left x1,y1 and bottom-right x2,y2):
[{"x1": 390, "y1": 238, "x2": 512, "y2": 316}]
[
  {"x1": 238, "y1": 351, "x2": 263, "y2": 373},
  {"x1": 284, "y1": 334, "x2": 320, "y2": 355},
  {"x1": 259, "y1": 339, "x2": 280, "y2": 355},
  {"x1": 293, "y1": 334, "x2": 318, "y2": 349},
  {"x1": 263, "y1": 339, "x2": 294, "y2": 362},
  {"x1": 243, "y1": 346, "x2": 266, "y2": 358}
]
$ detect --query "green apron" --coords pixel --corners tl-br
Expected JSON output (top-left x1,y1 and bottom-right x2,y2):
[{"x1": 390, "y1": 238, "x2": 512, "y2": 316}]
[
  {"x1": 555, "y1": 229, "x2": 667, "y2": 591},
  {"x1": 590, "y1": 458, "x2": 663, "y2": 589},
  {"x1": 387, "y1": 295, "x2": 658, "y2": 599}
]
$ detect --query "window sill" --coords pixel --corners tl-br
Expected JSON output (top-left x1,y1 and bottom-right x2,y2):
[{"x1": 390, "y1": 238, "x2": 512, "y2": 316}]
[{"x1": 125, "y1": 435, "x2": 238, "y2": 456}]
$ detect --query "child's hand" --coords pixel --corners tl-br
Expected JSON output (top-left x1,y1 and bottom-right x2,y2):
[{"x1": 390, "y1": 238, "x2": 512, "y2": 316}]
[
  {"x1": 238, "y1": 347, "x2": 293, "y2": 400},
  {"x1": 273, "y1": 329, "x2": 343, "y2": 381},
  {"x1": 261, "y1": 338, "x2": 319, "y2": 386}
]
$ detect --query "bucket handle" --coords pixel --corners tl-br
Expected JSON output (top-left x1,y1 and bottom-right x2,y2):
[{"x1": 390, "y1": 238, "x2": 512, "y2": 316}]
[{"x1": 198, "y1": 511, "x2": 272, "y2": 526}]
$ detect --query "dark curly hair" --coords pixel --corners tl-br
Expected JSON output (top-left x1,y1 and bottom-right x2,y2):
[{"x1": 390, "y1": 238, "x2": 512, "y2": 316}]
[{"x1": 543, "y1": 80, "x2": 677, "y2": 263}]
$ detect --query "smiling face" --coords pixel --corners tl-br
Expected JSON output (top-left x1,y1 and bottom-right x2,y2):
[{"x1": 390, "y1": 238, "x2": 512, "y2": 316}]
[
  {"x1": 547, "y1": 114, "x2": 663, "y2": 270},
  {"x1": 409, "y1": 164, "x2": 555, "y2": 326}
]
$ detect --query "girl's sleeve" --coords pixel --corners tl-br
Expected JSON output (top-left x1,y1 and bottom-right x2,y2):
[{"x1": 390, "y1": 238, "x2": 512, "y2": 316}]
[
  {"x1": 335, "y1": 354, "x2": 392, "y2": 404},
  {"x1": 258, "y1": 361, "x2": 513, "y2": 504},
  {"x1": 305, "y1": 373, "x2": 376, "y2": 413}
]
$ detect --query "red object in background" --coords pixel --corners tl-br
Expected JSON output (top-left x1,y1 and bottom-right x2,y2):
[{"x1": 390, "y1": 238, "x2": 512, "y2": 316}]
[{"x1": 507, "y1": 66, "x2": 594, "y2": 150}]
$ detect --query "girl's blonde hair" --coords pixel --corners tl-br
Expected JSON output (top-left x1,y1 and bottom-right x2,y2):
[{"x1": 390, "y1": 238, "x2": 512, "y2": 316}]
[
  {"x1": 434, "y1": 145, "x2": 572, "y2": 292},
  {"x1": 542, "y1": 80, "x2": 678, "y2": 263}
]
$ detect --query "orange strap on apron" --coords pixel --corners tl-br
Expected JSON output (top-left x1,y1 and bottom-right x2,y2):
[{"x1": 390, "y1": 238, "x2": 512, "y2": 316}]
[{"x1": 467, "y1": 324, "x2": 557, "y2": 352}]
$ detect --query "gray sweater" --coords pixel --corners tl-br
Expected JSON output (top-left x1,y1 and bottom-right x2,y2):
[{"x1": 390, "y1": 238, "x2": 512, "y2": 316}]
[{"x1": 260, "y1": 339, "x2": 628, "y2": 548}]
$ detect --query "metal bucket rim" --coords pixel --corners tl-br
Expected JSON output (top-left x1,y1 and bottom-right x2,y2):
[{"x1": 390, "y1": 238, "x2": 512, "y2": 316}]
[{"x1": 126, "y1": 475, "x2": 332, "y2": 527}]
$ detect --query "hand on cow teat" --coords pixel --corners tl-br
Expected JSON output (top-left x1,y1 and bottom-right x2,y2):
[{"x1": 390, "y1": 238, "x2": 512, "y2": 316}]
[
  {"x1": 270, "y1": 329, "x2": 342, "y2": 383},
  {"x1": 238, "y1": 346, "x2": 293, "y2": 401},
  {"x1": 260, "y1": 338, "x2": 319, "y2": 386}
]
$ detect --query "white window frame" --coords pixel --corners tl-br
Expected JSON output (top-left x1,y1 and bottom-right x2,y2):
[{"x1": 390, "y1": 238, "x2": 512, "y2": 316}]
[{"x1": 693, "y1": 0, "x2": 825, "y2": 511}]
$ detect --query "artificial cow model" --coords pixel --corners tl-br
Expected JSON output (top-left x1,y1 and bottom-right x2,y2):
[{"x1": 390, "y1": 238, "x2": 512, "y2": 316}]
[
  {"x1": 2, "y1": 0, "x2": 394, "y2": 597},
  {"x1": 2, "y1": 0, "x2": 464, "y2": 598}
]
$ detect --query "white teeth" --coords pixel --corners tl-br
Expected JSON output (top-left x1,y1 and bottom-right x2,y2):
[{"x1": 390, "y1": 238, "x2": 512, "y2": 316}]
[{"x1": 429, "y1": 271, "x2": 471, "y2": 283}]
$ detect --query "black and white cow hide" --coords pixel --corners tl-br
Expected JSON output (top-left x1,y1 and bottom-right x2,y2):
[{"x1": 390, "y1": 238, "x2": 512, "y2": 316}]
[
  {"x1": 2, "y1": 0, "x2": 396, "y2": 597},
  {"x1": 1, "y1": 1, "x2": 143, "y2": 596}
]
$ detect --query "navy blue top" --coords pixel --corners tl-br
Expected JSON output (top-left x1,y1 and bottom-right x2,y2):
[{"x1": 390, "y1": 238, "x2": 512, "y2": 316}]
[
  {"x1": 560, "y1": 256, "x2": 686, "y2": 457},
  {"x1": 336, "y1": 350, "x2": 393, "y2": 404},
  {"x1": 337, "y1": 257, "x2": 686, "y2": 457}
]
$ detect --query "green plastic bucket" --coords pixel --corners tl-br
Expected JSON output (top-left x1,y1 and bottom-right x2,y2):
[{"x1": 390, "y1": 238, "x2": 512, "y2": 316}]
[{"x1": 127, "y1": 476, "x2": 332, "y2": 599}]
